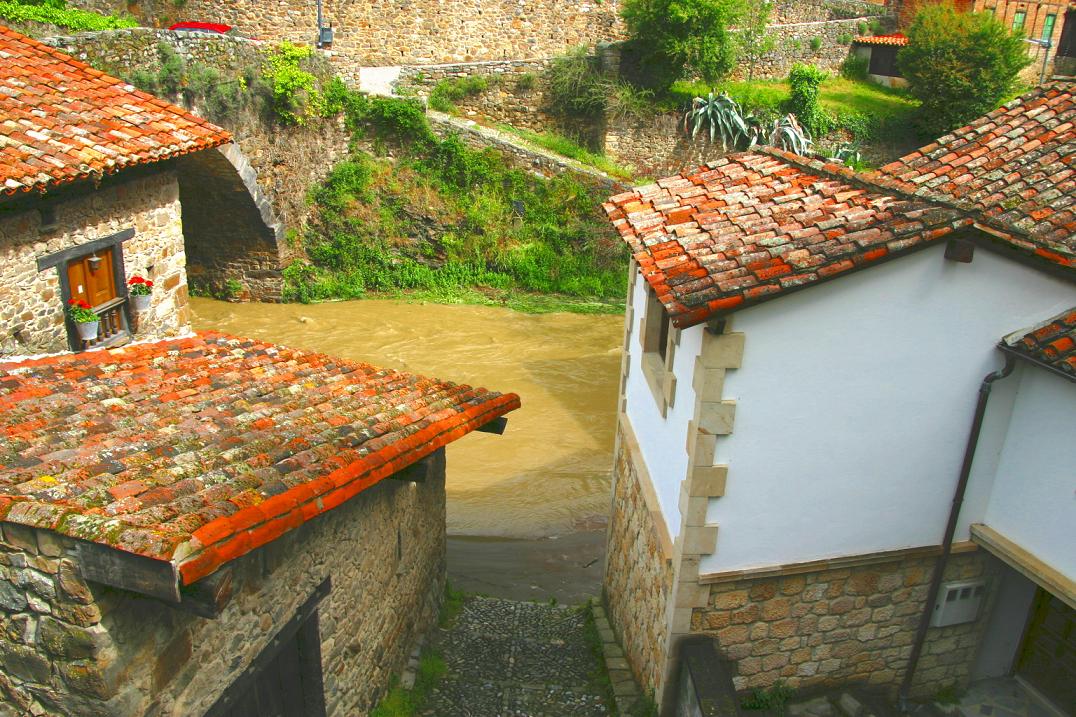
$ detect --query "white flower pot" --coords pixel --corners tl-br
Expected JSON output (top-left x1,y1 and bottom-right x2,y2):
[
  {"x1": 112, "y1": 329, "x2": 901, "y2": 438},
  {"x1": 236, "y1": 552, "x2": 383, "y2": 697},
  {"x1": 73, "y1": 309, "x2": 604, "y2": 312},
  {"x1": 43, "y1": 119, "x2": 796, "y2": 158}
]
[
  {"x1": 76, "y1": 321, "x2": 99, "y2": 341},
  {"x1": 131, "y1": 294, "x2": 152, "y2": 312}
]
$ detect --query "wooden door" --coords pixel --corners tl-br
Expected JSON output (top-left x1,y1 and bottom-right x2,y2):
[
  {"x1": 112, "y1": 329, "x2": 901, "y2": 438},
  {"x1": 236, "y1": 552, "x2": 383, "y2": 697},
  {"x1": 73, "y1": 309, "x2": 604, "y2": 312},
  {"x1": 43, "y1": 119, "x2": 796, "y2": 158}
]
[
  {"x1": 223, "y1": 632, "x2": 311, "y2": 717},
  {"x1": 66, "y1": 249, "x2": 117, "y2": 308},
  {"x1": 1016, "y1": 589, "x2": 1075, "y2": 710}
]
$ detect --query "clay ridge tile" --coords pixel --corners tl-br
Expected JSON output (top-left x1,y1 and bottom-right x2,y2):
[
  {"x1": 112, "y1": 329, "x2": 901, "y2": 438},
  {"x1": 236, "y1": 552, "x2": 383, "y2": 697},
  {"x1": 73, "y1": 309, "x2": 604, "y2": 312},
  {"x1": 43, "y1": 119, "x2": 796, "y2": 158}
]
[
  {"x1": 0, "y1": 332, "x2": 521, "y2": 584},
  {"x1": 0, "y1": 24, "x2": 231, "y2": 194},
  {"x1": 1002, "y1": 307, "x2": 1076, "y2": 379}
]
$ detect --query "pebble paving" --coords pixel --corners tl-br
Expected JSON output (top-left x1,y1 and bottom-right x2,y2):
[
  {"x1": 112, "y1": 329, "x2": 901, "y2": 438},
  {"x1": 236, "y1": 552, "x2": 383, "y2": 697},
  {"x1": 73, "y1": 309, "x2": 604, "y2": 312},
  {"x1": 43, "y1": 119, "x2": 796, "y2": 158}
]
[{"x1": 422, "y1": 596, "x2": 612, "y2": 717}]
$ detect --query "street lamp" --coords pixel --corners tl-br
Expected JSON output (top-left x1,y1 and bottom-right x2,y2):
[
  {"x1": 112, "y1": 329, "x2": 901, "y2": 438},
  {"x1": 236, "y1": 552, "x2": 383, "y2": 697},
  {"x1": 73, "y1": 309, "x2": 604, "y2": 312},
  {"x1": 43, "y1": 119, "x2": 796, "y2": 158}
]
[
  {"x1": 316, "y1": 0, "x2": 333, "y2": 48},
  {"x1": 1025, "y1": 37, "x2": 1053, "y2": 85}
]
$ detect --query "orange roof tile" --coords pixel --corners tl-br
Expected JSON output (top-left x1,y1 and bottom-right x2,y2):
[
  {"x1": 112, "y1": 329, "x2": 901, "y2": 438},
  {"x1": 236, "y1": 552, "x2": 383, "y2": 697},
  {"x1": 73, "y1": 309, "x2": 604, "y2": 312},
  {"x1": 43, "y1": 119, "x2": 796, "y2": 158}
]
[
  {"x1": 603, "y1": 149, "x2": 967, "y2": 328},
  {"x1": 604, "y1": 84, "x2": 1076, "y2": 328},
  {"x1": 0, "y1": 24, "x2": 231, "y2": 195},
  {"x1": 1002, "y1": 307, "x2": 1076, "y2": 380},
  {"x1": 875, "y1": 81, "x2": 1075, "y2": 265},
  {"x1": 853, "y1": 33, "x2": 909, "y2": 46},
  {"x1": 0, "y1": 333, "x2": 520, "y2": 584}
]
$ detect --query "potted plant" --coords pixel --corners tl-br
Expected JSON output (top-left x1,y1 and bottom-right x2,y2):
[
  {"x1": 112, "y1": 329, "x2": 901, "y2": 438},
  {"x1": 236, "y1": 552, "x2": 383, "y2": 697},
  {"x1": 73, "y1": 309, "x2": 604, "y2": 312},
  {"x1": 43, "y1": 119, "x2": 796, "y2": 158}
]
[
  {"x1": 127, "y1": 275, "x2": 154, "y2": 312},
  {"x1": 67, "y1": 298, "x2": 100, "y2": 341}
]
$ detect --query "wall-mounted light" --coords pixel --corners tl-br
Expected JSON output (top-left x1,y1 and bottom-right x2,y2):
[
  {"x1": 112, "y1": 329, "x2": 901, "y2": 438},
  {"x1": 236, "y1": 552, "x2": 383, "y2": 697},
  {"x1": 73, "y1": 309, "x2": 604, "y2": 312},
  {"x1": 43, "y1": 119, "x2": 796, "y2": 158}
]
[{"x1": 88, "y1": 253, "x2": 103, "y2": 272}]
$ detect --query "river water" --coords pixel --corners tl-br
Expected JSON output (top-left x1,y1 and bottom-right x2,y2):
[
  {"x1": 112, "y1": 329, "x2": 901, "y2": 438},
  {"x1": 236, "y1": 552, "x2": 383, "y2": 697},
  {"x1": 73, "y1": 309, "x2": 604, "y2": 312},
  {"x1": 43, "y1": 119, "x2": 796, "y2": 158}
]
[{"x1": 191, "y1": 297, "x2": 624, "y2": 540}]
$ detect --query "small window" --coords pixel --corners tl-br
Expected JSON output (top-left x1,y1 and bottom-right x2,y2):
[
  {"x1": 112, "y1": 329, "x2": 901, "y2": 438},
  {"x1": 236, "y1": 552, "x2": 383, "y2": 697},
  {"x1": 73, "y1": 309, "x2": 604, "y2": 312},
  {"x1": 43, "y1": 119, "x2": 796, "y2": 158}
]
[
  {"x1": 1013, "y1": 11, "x2": 1026, "y2": 32},
  {"x1": 639, "y1": 288, "x2": 677, "y2": 416},
  {"x1": 38, "y1": 206, "x2": 57, "y2": 233},
  {"x1": 1042, "y1": 14, "x2": 1057, "y2": 43}
]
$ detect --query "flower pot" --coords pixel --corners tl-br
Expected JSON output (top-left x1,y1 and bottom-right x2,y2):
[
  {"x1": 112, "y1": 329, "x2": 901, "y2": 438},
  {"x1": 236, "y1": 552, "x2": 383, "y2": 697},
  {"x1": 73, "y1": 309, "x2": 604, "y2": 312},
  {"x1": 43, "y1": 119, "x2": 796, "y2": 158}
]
[
  {"x1": 75, "y1": 321, "x2": 99, "y2": 341},
  {"x1": 131, "y1": 294, "x2": 152, "y2": 312}
]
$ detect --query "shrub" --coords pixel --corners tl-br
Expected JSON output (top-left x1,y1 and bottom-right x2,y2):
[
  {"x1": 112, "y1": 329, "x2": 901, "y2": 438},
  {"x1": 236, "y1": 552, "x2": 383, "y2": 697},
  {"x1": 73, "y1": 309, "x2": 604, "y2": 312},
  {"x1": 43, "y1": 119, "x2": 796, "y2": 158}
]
[
  {"x1": 857, "y1": 21, "x2": 869, "y2": 35},
  {"x1": 621, "y1": 0, "x2": 745, "y2": 88},
  {"x1": 684, "y1": 92, "x2": 748, "y2": 149},
  {"x1": 788, "y1": 63, "x2": 831, "y2": 137},
  {"x1": 738, "y1": 0, "x2": 775, "y2": 82},
  {"x1": 263, "y1": 42, "x2": 324, "y2": 125},
  {"x1": 899, "y1": 2, "x2": 1031, "y2": 136},
  {"x1": 840, "y1": 54, "x2": 870, "y2": 81},
  {"x1": 810, "y1": 36, "x2": 824, "y2": 52},
  {"x1": 515, "y1": 73, "x2": 537, "y2": 91},
  {"x1": 0, "y1": 0, "x2": 136, "y2": 31},
  {"x1": 837, "y1": 32, "x2": 853, "y2": 45},
  {"x1": 428, "y1": 75, "x2": 490, "y2": 113},
  {"x1": 543, "y1": 46, "x2": 609, "y2": 117}
]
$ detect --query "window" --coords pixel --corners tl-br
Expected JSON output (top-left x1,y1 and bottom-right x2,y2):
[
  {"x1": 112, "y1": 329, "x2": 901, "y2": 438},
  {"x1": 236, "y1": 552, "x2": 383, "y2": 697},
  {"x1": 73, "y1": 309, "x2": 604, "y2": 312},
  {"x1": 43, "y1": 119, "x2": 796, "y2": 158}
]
[
  {"x1": 640, "y1": 288, "x2": 677, "y2": 416},
  {"x1": 1013, "y1": 10, "x2": 1026, "y2": 33},
  {"x1": 36, "y1": 228, "x2": 135, "y2": 352},
  {"x1": 1042, "y1": 14, "x2": 1057, "y2": 43}
]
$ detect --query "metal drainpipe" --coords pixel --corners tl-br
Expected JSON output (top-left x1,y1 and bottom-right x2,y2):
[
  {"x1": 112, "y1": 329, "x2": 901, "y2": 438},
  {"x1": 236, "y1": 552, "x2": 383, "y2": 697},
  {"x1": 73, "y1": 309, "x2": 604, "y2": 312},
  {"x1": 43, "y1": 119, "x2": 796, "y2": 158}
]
[{"x1": 897, "y1": 353, "x2": 1016, "y2": 711}]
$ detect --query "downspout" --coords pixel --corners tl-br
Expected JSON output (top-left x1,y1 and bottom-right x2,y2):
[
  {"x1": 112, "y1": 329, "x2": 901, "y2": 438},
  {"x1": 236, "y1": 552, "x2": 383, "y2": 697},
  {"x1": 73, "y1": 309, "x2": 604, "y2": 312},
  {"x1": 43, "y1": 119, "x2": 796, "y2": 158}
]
[{"x1": 897, "y1": 353, "x2": 1016, "y2": 710}]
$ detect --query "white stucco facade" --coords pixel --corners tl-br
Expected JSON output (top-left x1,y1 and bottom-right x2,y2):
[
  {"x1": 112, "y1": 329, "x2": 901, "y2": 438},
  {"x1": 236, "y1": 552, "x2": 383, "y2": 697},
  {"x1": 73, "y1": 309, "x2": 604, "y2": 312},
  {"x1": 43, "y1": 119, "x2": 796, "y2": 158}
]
[
  {"x1": 622, "y1": 242, "x2": 1076, "y2": 575},
  {"x1": 623, "y1": 269, "x2": 704, "y2": 535},
  {"x1": 980, "y1": 367, "x2": 1076, "y2": 582}
]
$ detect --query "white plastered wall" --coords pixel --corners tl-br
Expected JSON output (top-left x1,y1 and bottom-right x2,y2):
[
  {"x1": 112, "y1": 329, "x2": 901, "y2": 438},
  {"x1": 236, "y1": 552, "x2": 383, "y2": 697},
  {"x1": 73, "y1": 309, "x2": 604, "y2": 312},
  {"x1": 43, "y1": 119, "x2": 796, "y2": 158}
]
[
  {"x1": 686, "y1": 243, "x2": 1076, "y2": 574},
  {"x1": 623, "y1": 269, "x2": 704, "y2": 537},
  {"x1": 980, "y1": 367, "x2": 1076, "y2": 582}
]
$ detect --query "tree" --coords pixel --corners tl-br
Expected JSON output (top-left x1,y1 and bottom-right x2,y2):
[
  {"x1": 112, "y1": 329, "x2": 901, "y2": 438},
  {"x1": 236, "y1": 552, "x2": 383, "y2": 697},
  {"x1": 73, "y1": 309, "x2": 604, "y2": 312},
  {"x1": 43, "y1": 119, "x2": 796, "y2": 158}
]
[
  {"x1": 898, "y1": 1, "x2": 1031, "y2": 137},
  {"x1": 738, "y1": 0, "x2": 775, "y2": 82},
  {"x1": 622, "y1": 0, "x2": 746, "y2": 89}
]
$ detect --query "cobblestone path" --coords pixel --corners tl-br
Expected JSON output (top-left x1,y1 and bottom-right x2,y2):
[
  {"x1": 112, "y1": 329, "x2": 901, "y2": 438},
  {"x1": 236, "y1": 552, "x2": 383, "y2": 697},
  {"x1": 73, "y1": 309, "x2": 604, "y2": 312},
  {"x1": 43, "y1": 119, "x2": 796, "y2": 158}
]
[{"x1": 421, "y1": 597, "x2": 613, "y2": 717}]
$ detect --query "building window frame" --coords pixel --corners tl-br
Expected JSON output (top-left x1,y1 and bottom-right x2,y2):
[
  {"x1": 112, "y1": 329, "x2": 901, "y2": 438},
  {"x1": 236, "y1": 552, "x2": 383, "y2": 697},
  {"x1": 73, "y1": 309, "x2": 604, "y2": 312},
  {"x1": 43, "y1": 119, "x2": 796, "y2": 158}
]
[
  {"x1": 36, "y1": 228, "x2": 135, "y2": 352},
  {"x1": 639, "y1": 287, "x2": 678, "y2": 417},
  {"x1": 1012, "y1": 10, "x2": 1027, "y2": 33},
  {"x1": 1042, "y1": 13, "x2": 1057, "y2": 43}
]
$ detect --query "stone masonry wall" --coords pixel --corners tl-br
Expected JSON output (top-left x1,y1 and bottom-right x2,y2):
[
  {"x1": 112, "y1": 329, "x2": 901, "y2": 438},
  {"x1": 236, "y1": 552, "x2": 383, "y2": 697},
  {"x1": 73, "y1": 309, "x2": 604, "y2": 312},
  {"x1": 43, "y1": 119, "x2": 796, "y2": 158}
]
[
  {"x1": 692, "y1": 551, "x2": 998, "y2": 696},
  {"x1": 605, "y1": 113, "x2": 731, "y2": 179},
  {"x1": 69, "y1": 0, "x2": 626, "y2": 80},
  {"x1": 729, "y1": 17, "x2": 880, "y2": 81},
  {"x1": 0, "y1": 171, "x2": 190, "y2": 358},
  {"x1": 0, "y1": 454, "x2": 447, "y2": 717},
  {"x1": 603, "y1": 426, "x2": 675, "y2": 696}
]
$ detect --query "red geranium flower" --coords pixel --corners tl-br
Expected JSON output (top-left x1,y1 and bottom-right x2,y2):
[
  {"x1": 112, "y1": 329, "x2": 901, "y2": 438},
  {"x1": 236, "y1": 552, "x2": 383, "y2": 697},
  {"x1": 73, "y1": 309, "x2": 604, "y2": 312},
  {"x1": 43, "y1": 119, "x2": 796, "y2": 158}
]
[
  {"x1": 68, "y1": 298, "x2": 77, "y2": 305},
  {"x1": 79, "y1": 300, "x2": 90, "y2": 309},
  {"x1": 129, "y1": 276, "x2": 145, "y2": 285},
  {"x1": 145, "y1": 280, "x2": 154, "y2": 288}
]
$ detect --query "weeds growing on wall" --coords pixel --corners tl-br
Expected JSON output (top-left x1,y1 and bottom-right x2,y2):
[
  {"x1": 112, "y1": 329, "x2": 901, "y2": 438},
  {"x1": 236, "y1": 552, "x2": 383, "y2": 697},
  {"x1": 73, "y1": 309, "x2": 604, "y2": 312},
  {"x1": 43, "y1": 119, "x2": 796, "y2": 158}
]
[
  {"x1": 0, "y1": 0, "x2": 136, "y2": 32},
  {"x1": 287, "y1": 91, "x2": 627, "y2": 312},
  {"x1": 428, "y1": 75, "x2": 491, "y2": 113}
]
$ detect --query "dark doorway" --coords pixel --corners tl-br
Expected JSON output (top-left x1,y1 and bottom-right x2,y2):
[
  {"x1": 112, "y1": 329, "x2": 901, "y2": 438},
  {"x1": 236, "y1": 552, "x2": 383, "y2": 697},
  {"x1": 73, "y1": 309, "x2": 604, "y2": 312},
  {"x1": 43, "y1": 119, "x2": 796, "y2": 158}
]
[
  {"x1": 1015, "y1": 588, "x2": 1074, "y2": 711},
  {"x1": 1057, "y1": 10, "x2": 1076, "y2": 59},
  {"x1": 205, "y1": 578, "x2": 331, "y2": 717}
]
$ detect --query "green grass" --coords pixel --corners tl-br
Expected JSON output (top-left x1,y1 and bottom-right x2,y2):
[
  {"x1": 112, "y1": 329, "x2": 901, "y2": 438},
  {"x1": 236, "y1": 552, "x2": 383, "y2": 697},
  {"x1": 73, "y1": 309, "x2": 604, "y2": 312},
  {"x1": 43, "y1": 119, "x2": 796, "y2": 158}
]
[
  {"x1": 0, "y1": 0, "x2": 137, "y2": 31},
  {"x1": 429, "y1": 75, "x2": 491, "y2": 114},
  {"x1": 496, "y1": 125, "x2": 637, "y2": 180},
  {"x1": 288, "y1": 93, "x2": 629, "y2": 313}
]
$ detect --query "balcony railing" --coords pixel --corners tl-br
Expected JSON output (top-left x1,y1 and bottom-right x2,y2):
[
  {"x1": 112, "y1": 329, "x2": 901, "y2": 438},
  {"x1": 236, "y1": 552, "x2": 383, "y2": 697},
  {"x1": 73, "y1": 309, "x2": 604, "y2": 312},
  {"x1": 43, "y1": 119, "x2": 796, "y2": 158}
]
[{"x1": 79, "y1": 296, "x2": 130, "y2": 351}]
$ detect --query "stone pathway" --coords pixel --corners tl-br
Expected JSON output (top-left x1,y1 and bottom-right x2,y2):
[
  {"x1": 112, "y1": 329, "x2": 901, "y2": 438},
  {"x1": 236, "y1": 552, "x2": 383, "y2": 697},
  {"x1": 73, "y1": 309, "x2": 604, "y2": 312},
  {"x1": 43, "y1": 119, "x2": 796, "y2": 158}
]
[
  {"x1": 420, "y1": 596, "x2": 616, "y2": 717},
  {"x1": 957, "y1": 678, "x2": 1062, "y2": 717}
]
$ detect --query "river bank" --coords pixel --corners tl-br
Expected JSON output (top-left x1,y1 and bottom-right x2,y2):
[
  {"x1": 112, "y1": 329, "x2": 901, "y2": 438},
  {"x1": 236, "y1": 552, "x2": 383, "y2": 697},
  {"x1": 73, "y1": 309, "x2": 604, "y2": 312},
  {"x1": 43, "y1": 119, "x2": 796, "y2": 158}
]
[{"x1": 191, "y1": 297, "x2": 621, "y2": 595}]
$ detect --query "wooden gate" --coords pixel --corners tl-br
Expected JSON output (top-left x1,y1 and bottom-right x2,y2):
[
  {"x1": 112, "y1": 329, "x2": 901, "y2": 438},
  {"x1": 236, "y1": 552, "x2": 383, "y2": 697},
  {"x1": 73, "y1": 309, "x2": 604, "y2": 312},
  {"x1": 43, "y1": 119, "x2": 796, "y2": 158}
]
[
  {"x1": 1016, "y1": 589, "x2": 1075, "y2": 711},
  {"x1": 205, "y1": 579, "x2": 330, "y2": 717}
]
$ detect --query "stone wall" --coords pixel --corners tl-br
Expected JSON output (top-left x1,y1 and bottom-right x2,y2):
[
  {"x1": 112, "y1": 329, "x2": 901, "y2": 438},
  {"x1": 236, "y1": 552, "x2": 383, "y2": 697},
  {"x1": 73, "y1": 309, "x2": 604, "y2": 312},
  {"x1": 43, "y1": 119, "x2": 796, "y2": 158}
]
[
  {"x1": 774, "y1": 0, "x2": 888, "y2": 23},
  {"x1": 0, "y1": 452, "x2": 447, "y2": 716},
  {"x1": 399, "y1": 59, "x2": 556, "y2": 134},
  {"x1": 603, "y1": 425, "x2": 675, "y2": 696},
  {"x1": 69, "y1": 0, "x2": 626, "y2": 80},
  {"x1": 692, "y1": 550, "x2": 998, "y2": 696},
  {"x1": 730, "y1": 17, "x2": 876, "y2": 81},
  {"x1": 0, "y1": 170, "x2": 190, "y2": 358},
  {"x1": 605, "y1": 113, "x2": 732, "y2": 179},
  {"x1": 428, "y1": 113, "x2": 623, "y2": 194}
]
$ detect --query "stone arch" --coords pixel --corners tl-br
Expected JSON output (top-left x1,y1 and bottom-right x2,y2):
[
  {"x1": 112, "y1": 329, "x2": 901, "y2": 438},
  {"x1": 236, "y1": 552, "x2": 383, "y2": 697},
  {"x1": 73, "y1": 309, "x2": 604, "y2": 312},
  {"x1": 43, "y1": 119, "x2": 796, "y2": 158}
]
[{"x1": 176, "y1": 144, "x2": 285, "y2": 302}]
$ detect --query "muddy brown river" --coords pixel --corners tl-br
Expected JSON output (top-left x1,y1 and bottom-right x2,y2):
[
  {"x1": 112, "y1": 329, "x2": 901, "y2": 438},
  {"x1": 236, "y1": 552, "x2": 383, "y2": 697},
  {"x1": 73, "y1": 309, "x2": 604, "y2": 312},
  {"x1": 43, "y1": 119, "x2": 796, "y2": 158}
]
[{"x1": 192, "y1": 297, "x2": 623, "y2": 540}]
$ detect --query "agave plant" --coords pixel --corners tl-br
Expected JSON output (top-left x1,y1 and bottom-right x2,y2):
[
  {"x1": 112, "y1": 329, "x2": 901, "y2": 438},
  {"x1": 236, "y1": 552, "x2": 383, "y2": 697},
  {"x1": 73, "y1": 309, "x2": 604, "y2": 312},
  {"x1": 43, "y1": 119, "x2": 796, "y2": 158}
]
[
  {"x1": 684, "y1": 92, "x2": 748, "y2": 150},
  {"x1": 830, "y1": 142, "x2": 862, "y2": 168},
  {"x1": 745, "y1": 113, "x2": 812, "y2": 156}
]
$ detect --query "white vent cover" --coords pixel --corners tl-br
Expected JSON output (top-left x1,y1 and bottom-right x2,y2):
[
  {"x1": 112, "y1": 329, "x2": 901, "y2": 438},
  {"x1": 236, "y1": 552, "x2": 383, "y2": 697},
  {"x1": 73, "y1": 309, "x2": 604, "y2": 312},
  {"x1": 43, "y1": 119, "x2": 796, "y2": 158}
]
[{"x1": 931, "y1": 580, "x2": 987, "y2": 627}]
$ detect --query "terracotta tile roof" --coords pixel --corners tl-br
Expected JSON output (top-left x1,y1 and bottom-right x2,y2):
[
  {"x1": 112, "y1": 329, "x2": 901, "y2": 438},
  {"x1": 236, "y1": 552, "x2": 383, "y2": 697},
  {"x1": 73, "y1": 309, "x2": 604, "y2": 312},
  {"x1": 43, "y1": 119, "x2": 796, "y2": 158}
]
[
  {"x1": 0, "y1": 332, "x2": 520, "y2": 584},
  {"x1": 0, "y1": 24, "x2": 231, "y2": 195},
  {"x1": 602, "y1": 149, "x2": 967, "y2": 327},
  {"x1": 853, "y1": 33, "x2": 909, "y2": 46},
  {"x1": 874, "y1": 81, "x2": 1075, "y2": 267},
  {"x1": 1002, "y1": 307, "x2": 1076, "y2": 380}
]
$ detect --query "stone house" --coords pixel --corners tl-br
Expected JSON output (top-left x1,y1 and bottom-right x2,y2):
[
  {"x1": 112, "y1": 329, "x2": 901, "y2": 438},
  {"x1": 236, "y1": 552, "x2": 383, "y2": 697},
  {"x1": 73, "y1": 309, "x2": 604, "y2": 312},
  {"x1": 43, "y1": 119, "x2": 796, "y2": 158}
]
[
  {"x1": 850, "y1": 33, "x2": 909, "y2": 88},
  {"x1": 601, "y1": 82, "x2": 1074, "y2": 713},
  {"x1": 0, "y1": 25, "x2": 522, "y2": 716}
]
